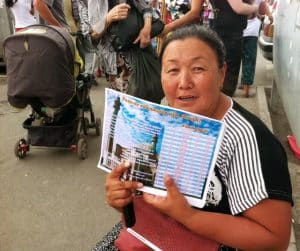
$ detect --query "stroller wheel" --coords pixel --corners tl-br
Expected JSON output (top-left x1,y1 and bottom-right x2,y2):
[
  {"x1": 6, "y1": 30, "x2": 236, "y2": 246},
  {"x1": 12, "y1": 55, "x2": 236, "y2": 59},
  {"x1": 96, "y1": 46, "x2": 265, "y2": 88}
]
[
  {"x1": 77, "y1": 137, "x2": 88, "y2": 160},
  {"x1": 95, "y1": 118, "x2": 101, "y2": 136},
  {"x1": 83, "y1": 117, "x2": 89, "y2": 135},
  {"x1": 14, "y1": 138, "x2": 29, "y2": 159}
]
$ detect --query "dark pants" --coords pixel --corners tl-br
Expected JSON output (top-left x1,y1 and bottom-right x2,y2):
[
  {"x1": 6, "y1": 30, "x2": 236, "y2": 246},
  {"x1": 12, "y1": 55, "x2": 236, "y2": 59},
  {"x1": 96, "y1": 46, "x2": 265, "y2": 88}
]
[
  {"x1": 217, "y1": 33, "x2": 243, "y2": 97},
  {"x1": 241, "y1": 36, "x2": 258, "y2": 86}
]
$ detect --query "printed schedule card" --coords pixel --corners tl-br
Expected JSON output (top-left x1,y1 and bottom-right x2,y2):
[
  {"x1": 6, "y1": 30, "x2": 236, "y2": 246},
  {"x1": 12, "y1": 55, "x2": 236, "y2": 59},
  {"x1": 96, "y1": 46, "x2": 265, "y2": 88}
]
[{"x1": 98, "y1": 88, "x2": 226, "y2": 208}]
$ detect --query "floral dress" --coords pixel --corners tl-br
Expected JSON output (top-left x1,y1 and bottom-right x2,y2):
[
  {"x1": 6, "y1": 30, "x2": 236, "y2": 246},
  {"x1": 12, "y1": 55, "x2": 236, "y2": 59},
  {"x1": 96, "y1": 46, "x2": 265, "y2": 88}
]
[{"x1": 88, "y1": 0, "x2": 152, "y2": 92}]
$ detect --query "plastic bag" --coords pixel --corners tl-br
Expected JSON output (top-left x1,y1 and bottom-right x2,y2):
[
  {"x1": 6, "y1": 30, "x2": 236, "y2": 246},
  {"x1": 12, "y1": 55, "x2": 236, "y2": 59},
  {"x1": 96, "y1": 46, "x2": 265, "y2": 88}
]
[{"x1": 128, "y1": 46, "x2": 164, "y2": 104}]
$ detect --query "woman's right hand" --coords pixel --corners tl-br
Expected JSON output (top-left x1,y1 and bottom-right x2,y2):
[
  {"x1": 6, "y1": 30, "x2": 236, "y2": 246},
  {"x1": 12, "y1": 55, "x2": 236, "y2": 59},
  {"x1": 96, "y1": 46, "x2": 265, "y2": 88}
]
[
  {"x1": 105, "y1": 161, "x2": 143, "y2": 212},
  {"x1": 106, "y1": 3, "x2": 131, "y2": 25}
]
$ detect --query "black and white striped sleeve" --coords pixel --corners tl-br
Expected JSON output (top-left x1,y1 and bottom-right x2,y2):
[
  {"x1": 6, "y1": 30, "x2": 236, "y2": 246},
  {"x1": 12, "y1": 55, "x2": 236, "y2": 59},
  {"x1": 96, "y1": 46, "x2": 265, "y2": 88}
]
[{"x1": 221, "y1": 111, "x2": 268, "y2": 215}]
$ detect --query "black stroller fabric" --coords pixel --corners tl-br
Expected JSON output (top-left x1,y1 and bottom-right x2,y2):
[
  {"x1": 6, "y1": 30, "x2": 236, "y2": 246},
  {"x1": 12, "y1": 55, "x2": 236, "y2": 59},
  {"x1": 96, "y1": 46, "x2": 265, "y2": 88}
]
[
  {"x1": 128, "y1": 46, "x2": 164, "y2": 104},
  {"x1": 4, "y1": 25, "x2": 75, "y2": 109}
]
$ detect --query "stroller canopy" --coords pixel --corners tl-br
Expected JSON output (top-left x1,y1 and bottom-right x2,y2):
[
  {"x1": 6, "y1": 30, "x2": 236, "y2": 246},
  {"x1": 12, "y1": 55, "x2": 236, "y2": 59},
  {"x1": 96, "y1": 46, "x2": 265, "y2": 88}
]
[{"x1": 4, "y1": 25, "x2": 75, "y2": 109}]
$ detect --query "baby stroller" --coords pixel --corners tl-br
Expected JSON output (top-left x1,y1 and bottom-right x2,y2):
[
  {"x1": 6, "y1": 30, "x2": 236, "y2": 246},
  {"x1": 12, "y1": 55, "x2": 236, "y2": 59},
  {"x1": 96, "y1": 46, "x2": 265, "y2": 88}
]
[{"x1": 3, "y1": 25, "x2": 101, "y2": 159}]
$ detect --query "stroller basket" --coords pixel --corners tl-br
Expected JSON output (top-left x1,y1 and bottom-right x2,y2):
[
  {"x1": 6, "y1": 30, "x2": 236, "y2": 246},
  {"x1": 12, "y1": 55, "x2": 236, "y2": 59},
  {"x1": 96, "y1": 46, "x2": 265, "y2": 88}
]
[{"x1": 23, "y1": 117, "x2": 78, "y2": 148}]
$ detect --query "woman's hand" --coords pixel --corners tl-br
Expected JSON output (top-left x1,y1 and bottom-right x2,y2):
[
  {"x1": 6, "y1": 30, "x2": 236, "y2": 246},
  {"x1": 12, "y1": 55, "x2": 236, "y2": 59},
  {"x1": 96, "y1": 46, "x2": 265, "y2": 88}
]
[
  {"x1": 106, "y1": 3, "x2": 131, "y2": 25},
  {"x1": 159, "y1": 24, "x2": 172, "y2": 37},
  {"x1": 143, "y1": 174, "x2": 193, "y2": 221},
  {"x1": 105, "y1": 161, "x2": 143, "y2": 212},
  {"x1": 134, "y1": 17, "x2": 151, "y2": 48},
  {"x1": 133, "y1": 27, "x2": 151, "y2": 48}
]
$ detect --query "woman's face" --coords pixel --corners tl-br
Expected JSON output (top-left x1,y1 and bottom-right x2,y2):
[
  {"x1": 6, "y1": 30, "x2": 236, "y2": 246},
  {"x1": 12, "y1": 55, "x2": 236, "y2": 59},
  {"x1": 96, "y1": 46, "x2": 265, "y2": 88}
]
[{"x1": 161, "y1": 37, "x2": 226, "y2": 118}]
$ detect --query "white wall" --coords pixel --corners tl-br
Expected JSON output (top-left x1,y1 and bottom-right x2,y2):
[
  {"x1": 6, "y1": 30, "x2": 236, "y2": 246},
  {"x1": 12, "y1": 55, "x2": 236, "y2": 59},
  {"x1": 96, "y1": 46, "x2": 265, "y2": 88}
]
[{"x1": 273, "y1": 0, "x2": 300, "y2": 142}]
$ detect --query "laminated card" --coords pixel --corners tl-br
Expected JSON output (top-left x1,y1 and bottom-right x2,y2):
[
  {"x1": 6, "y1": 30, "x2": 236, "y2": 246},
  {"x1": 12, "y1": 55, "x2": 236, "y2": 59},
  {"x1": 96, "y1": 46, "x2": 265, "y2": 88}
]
[{"x1": 98, "y1": 88, "x2": 226, "y2": 208}]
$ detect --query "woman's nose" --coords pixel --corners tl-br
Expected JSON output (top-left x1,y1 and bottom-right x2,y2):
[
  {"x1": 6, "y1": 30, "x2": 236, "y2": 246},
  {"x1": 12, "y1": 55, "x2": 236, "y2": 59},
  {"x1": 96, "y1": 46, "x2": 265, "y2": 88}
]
[{"x1": 178, "y1": 71, "x2": 193, "y2": 89}]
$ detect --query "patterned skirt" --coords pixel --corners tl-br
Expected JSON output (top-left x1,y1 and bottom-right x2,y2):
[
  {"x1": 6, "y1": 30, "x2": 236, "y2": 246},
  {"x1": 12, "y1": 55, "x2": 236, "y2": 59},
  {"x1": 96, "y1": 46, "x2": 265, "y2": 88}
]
[{"x1": 91, "y1": 222, "x2": 122, "y2": 251}]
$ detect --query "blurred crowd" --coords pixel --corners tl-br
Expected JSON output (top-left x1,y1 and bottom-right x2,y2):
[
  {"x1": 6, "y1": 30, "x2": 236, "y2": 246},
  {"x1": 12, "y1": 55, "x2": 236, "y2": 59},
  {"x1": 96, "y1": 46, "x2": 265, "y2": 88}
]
[{"x1": 5, "y1": 0, "x2": 274, "y2": 99}]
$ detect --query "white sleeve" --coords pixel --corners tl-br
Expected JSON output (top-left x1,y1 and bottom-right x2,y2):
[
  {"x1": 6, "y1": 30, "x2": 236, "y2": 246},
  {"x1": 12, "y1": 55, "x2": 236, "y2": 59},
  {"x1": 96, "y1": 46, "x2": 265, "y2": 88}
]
[{"x1": 88, "y1": 0, "x2": 107, "y2": 33}]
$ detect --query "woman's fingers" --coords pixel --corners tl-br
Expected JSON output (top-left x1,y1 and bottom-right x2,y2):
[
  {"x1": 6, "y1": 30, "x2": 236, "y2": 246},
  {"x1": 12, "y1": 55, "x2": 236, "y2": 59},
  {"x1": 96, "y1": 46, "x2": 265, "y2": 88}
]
[
  {"x1": 106, "y1": 184, "x2": 132, "y2": 203},
  {"x1": 164, "y1": 173, "x2": 180, "y2": 197},
  {"x1": 108, "y1": 161, "x2": 131, "y2": 179},
  {"x1": 105, "y1": 161, "x2": 143, "y2": 209},
  {"x1": 110, "y1": 3, "x2": 131, "y2": 21},
  {"x1": 106, "y1": 180, "x2": 143, "y2": 209},
  {"x1": 133, "y1": 31, "x2": 151, "y2": 48}
]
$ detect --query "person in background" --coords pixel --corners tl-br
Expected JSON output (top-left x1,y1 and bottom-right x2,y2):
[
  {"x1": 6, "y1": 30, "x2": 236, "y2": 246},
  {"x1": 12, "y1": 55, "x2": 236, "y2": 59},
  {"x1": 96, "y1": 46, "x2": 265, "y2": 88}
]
[
  {"x1": 104, "y1": 24, "x2": 293, "y2": 251},
  {"x1": 34, "y1": 0, "x2": 68, "y2": 28},
  {"x1": 34, "y1": 0, "x2": 83, "y2": 77},
  {"x1": 5, "y1": 0, "x2": 36, "y2": 32},
  {"x1": 151, "y1": 0, "x2": 161, "y2": 18},
  {"x1": 63, "y1": 0, "x2": 85, "y2": 76},
  {"x1": 201, "y1": 0, "x2": 210, "y2": 26},
  {"x1": 150, "y1": 0, "x2": 162, "y2": 51},
  {"x1": 76, "y1": 0, "x2": 97, "y2": 81},
  {"x1": 161, "y1": 0, "x2": 203, "y2": 36},
  {"x1": 209, "y1": 0, "x2": 258, "y2": 97},
  {"x1": 240, "y1": 0, "x2": 273, "y2": 97},
  {"x1": 88, "y1": 0, "x2": 152, "y2": 93},
  {"x1": 207, "y1": 0, "x2": 215, "y2": 29}
]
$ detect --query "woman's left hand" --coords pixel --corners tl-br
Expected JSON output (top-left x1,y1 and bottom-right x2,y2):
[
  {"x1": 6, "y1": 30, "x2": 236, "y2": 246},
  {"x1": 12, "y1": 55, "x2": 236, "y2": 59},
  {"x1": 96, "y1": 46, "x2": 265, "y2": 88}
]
[
  {"x1": 143, "y1": 174, "x2": 192, "y2": 221},
  {"x1": 133, "y1": 15, "x2": 152, "y2": 48},
  {"x1": 133, "y1": 26, "x2": 151, "y2": 48}
]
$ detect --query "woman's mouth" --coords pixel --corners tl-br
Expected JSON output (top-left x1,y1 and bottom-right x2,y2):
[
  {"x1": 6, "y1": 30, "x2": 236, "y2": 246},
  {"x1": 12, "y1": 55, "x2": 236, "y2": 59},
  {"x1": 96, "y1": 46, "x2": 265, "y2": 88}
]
[{"x1": 177, "y1": 95, "x2": 198, "y2": 101}]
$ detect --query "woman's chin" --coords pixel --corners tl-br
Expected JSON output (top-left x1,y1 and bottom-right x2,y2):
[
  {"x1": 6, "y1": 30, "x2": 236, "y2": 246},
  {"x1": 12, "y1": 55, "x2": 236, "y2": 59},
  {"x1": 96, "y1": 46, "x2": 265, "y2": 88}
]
[{"x1": 174, "y1": 104, "x2": 199, "y2": 114}]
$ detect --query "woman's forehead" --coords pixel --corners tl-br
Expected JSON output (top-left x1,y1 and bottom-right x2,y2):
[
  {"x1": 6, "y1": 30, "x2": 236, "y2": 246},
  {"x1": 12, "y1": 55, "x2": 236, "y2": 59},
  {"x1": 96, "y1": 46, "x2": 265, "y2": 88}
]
[{"x1": 163, "y1": 38, "x2": 217, "y2": 61}]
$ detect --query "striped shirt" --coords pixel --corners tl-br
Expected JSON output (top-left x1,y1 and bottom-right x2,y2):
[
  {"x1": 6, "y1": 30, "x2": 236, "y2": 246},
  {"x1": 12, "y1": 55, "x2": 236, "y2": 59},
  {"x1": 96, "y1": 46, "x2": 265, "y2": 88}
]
[{"x1": 204, "y1": 101, "x2": 292, "y2": 215}]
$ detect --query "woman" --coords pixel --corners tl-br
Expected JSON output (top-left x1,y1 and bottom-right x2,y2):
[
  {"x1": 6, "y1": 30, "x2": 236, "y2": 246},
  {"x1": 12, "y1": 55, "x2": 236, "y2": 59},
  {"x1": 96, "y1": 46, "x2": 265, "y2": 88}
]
[
  {"x1": 104, "y1": 25, "x2": 293, "y2": 250},
  {"x1": 34, "y1": 0, "x2": 68, "y2": 27},
  {"x1": 209, "y1": 0, "x2": 258, "y2": 97},
  {"x1": 160, "y1": 0, "x2": 203, "y2": 36},
  {"x1": 88, "y1": 0, "x2": 153, "y2": 94},
  {"x1": 5, "y1": 0, "x2": 36, "y2": 32},
  {"x1": 240, "y1": 0, "x2": 273, "y2": 97}
]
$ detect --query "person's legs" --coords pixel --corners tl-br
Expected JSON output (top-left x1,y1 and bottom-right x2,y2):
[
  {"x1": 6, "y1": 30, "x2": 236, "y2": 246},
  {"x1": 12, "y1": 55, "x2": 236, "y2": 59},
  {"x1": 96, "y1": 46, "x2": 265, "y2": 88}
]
[
  {"x1": 220, "y1": 34, "x2": 243, "y2": 97},
  {"x1": 114, "y1": 54, "x2": 133, "y2": 93},
  {"x1": 84, "y1": 52, "x2": 95, "y2": 75},
  {"x1": 241, "y1": 36, "x2": 258, "y2": 97},
  {"x1": 108, "y1": 75, "x2": 118, "y2": 90}
]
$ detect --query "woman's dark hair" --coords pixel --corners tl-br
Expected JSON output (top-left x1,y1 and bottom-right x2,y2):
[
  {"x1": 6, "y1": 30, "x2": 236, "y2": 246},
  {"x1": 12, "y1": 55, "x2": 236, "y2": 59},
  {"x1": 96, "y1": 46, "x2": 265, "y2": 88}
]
[
  {"x1": 5, "y1": 0, "x2": 18, "y2": 7},
  {"x1": 159, "y1": 24, "x2": 226, "y2": 68}
]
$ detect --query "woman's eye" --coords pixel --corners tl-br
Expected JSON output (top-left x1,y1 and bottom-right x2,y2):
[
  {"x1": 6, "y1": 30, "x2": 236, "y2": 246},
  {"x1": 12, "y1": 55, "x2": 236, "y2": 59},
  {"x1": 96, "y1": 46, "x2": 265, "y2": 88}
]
[
  {"x1": 193, "y1": 67, "x2": 204, "y2": 72},
  {"x1": 167, "y1": 68, "x2": 179, "y2": 74}
]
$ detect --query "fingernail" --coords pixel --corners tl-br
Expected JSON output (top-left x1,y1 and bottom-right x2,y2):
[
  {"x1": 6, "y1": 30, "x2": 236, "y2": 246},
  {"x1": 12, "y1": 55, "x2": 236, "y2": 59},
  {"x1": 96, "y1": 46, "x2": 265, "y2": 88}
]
[
  {"x1": 137, "y1": 182, "x2": 143, "y2": 188},
  {"x1": 124, "y1": 161, "x2": 131, "y2": 167}
]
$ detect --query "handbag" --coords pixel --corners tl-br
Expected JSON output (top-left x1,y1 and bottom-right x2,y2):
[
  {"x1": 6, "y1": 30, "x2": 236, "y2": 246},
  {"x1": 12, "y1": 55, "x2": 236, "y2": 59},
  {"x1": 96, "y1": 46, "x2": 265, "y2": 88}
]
[
  {"x1": 115, "y1": 197, "x2": 221, "y2": 251},
  {"x1": 109, "y1": 1, "x2": 165, "y2": 52}
]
